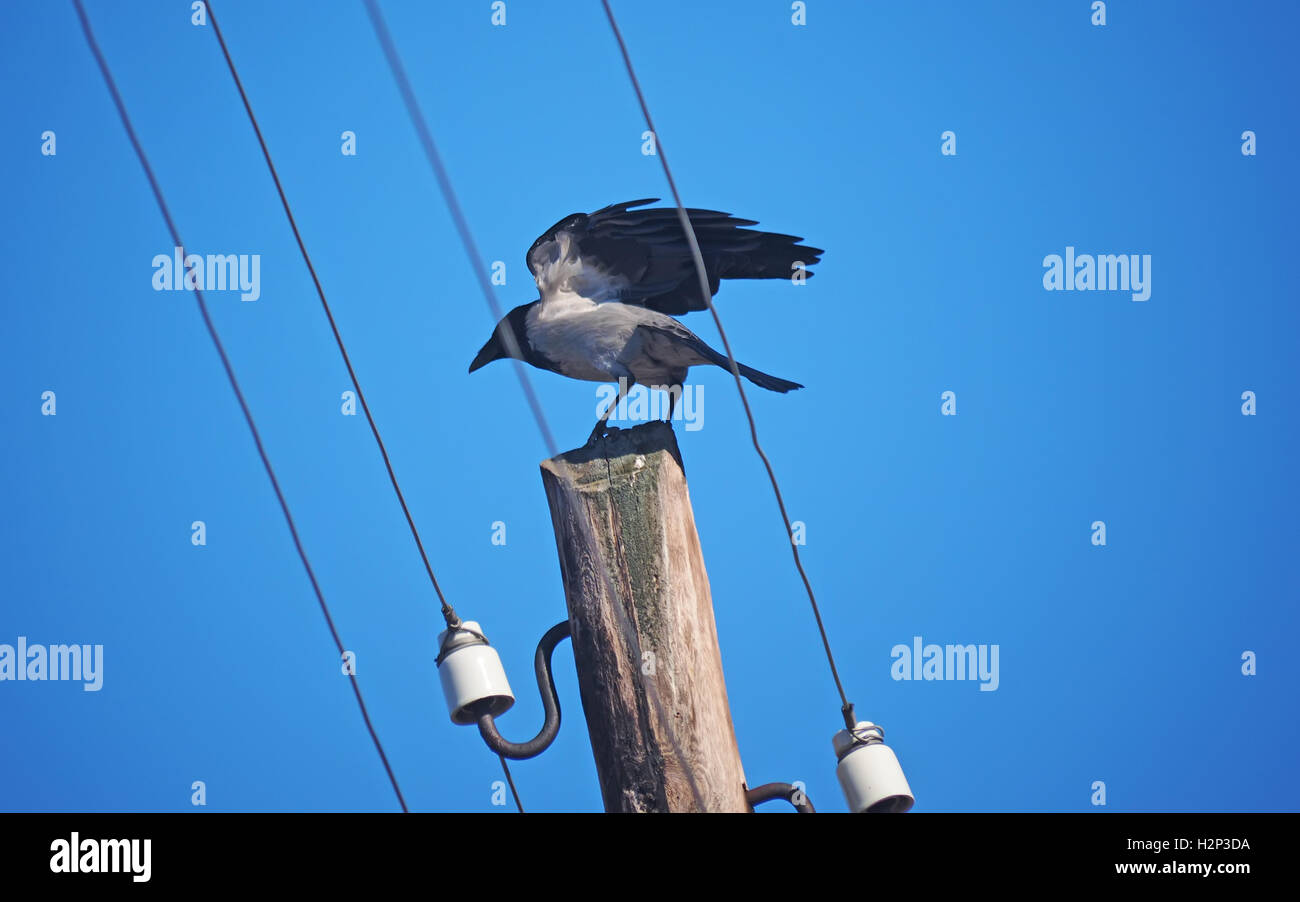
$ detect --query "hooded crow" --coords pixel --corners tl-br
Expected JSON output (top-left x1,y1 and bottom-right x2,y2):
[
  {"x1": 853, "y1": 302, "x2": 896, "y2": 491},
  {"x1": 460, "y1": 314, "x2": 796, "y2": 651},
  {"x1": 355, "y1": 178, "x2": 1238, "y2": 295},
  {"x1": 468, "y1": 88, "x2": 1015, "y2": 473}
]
[{"x1": 469, "y1": 198, "x2": 822, "y2": 443}]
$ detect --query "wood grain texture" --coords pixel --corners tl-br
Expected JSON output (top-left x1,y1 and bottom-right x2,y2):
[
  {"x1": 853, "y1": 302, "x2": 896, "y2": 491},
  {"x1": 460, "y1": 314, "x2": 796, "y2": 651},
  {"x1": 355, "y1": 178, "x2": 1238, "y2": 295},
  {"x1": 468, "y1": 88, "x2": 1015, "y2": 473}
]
[{"x1": 540, "y1": 422, "x2": 750, "y2": 812}]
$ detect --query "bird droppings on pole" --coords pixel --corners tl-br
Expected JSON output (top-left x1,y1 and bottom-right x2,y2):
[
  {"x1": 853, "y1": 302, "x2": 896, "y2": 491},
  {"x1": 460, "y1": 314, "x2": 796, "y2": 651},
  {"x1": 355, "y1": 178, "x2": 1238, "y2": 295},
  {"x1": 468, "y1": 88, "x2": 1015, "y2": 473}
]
[{"x1": 540, "y1": 421, "x2": 750, "y2": 812}]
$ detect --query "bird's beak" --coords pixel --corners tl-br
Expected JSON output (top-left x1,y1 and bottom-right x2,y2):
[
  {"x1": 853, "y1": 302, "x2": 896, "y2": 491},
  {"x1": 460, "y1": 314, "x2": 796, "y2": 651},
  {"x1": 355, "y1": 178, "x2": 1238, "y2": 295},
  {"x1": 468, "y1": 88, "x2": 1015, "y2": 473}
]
[{"x1": 468, "y1": 332, "x2": 503, "y2": 373}]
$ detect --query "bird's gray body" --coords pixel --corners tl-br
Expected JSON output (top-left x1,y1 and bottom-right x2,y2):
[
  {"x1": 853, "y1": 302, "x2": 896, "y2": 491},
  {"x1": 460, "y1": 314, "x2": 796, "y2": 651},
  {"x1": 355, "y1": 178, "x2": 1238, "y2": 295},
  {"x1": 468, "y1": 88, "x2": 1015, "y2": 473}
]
[{"x1": 525, "y1": 294, "x2": 699, "y2": 386}]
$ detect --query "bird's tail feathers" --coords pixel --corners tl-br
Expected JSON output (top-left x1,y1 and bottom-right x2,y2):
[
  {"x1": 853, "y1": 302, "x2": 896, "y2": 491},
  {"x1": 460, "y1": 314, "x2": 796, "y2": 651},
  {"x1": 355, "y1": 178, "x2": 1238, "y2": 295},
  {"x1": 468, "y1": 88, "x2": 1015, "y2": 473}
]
[
  {"x1": 681, "y1": 330, "x2": 804, "y2": 393},
  {"x1": 733, "y1": 362, "x2": 803, "y2": 393}
]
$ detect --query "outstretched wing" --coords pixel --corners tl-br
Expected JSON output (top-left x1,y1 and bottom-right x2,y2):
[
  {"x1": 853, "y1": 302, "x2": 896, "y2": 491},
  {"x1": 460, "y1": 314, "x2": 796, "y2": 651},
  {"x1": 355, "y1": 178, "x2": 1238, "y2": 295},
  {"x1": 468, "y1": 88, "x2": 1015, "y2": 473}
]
[{"x1": 526, "y1": 198, "x2": 823, "y2": 315}]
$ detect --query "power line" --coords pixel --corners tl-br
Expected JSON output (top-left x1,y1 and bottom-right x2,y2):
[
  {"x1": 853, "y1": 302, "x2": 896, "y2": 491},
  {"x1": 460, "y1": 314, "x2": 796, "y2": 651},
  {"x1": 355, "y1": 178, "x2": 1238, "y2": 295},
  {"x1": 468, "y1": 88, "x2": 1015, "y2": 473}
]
[
  {"x1": 204, "y1": 1, "x2": 521, "y2": 811},
  {"x1": 206, "y1": 0, "x2": 536, "y2": 812},
  {"x1": 359, "y1": 0, "x2": 558, "y2": 456},
  {"x1": 498, "y1": 756, "x2": 525, "y2": 813},
  {"x1": 362, "y1": 0, "x2": 709, "y2": 811},
  {"x1": 70, "y1": 0, "x2": 408, "y2": 812},
  {"x1": 599, "y1": 0, "x2": 856, "y2": 726},
  {"x1": 203, "y1": 1, "x2": 461, "y2": 630}
]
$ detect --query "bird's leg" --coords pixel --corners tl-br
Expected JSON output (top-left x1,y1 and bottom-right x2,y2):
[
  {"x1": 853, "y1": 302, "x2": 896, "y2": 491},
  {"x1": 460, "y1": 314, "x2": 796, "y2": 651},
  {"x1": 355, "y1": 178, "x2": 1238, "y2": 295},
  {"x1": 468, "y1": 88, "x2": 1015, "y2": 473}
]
[
  {"x1": 665, "y1": 384, "x2": 680, "y2": 422},
  {"x1": 588, "y1": 377, "x2": 635, "y2": 445},
  {"x1": 663, "y1": 374, "x2": 689, "y2": 424}
]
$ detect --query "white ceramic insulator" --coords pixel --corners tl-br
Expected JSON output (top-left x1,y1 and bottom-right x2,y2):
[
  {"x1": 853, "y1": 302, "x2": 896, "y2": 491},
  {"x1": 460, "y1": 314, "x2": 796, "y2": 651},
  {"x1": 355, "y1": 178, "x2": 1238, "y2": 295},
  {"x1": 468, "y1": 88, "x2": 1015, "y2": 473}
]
[
  {"x1": 833, "y1": 721, "x2": 915, "y2": 813},
  {"x1": 436, "y1": 621, "x2": 515, "y2": 725}
]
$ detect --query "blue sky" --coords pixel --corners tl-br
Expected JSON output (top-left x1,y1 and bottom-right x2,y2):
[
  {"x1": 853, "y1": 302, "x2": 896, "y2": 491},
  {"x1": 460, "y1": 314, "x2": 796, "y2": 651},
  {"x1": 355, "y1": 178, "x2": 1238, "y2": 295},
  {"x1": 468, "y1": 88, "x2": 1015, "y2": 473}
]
[{"x1": 2, "y1": 0, "x2": 1297, "y2": 812}]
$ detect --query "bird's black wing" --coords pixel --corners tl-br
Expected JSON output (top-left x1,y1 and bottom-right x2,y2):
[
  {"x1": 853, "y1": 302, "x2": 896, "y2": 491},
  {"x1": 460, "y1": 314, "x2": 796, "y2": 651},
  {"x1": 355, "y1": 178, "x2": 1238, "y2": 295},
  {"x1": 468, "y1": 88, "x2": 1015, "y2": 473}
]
[{"x1": 526, "y1": 199, "x2": 823, "y2": 316}]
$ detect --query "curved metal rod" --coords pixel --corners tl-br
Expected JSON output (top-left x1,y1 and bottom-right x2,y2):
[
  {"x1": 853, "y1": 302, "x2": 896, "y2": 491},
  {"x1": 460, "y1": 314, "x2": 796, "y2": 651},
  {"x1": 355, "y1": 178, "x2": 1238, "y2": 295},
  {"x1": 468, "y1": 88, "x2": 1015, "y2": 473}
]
[
  {"x1": 746, "y1": 782, "x2": 816, "y2": 814},
  {"x1": 474, "y1": 620, "x2": 571, "y2": 760}
]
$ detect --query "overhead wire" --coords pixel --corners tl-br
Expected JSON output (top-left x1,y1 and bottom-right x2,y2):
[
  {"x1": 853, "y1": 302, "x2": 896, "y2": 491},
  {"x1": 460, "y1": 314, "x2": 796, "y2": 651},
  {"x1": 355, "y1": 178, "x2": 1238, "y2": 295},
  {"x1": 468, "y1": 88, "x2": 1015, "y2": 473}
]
[
  {"x1": 202, "y1": 0, "x2": 522, "y2": 812},
  {"x1": 70, "y1": 0, "x2": 408, "y2": 811},
  {"x1": 363, "y1": 0, "x2": 710, "y2": 811},
  {"x1": 498, "y1": 756, "x2": 525, "y2": 813},
  {"x1": 599, "y1": 0, "x2": 857, "y2": 728},
  {"x1": 204, "y1": 1, "x2": 462, "y2": 631}
]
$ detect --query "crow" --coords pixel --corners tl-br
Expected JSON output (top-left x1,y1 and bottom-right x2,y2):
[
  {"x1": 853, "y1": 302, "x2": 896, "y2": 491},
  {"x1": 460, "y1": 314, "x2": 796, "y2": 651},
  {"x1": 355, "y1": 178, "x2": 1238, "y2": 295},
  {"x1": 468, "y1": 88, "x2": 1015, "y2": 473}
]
[{"x1": 469, "y1": 198, "x2": 822, "y2": 443}]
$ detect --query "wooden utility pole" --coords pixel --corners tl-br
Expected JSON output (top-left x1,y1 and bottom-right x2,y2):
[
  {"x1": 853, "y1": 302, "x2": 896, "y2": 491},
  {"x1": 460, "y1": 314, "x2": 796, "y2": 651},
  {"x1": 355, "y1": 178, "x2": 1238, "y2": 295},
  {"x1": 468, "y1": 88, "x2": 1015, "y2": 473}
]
[{"x1": 540, "y1": 421, "x2": 750, "y2": 812}]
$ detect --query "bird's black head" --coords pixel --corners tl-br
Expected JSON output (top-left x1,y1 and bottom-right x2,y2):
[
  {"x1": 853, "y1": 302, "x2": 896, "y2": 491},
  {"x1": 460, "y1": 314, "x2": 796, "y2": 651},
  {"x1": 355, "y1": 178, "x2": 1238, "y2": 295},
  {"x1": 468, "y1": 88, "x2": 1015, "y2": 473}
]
[{"x1": 469, "y1": 303, "x2": 534, "y2": 373}]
